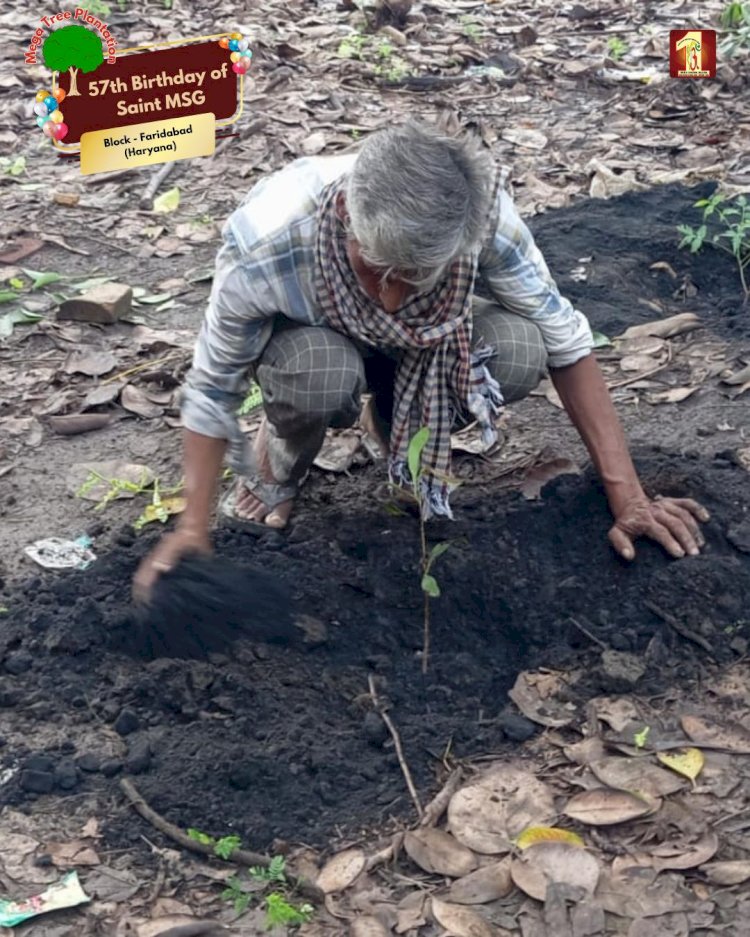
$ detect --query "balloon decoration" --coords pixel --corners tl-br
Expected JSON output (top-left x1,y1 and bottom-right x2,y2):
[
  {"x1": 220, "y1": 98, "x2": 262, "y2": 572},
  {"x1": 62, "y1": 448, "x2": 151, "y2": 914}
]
[
  {"x1": 218, "y1": 31, "x2": 253, "y2": 76},
  {"x1": 33, "y1": 88, "x2": 67, "y2": 143}
]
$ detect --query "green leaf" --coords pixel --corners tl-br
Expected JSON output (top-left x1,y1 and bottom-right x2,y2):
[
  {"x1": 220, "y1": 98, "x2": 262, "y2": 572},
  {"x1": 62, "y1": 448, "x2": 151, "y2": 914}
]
[
  {"x1": 428, "y1": 542, "x2": 451, "y2": 566},
  {"x1": 238, "y1": 382, "x2": 264, "y2": 416},
  {"x1": 153, "y1": 186, "x2": 180, "y2": 213},
  {"x1": 9, "y1": 277, "x2": 24, "y2": 290},
  {"x1": 0, "y1": 308, "x2": 43, "y2": 338},
  {"x1": 187, "y1": 827, "x2": 215, "y2": 846},
  {"x1": 633, "y1": 726, "x2": 650, "y2": 750},
  {"x1": 21, "y1": 268, "x2": 64, "y2": 290},
  {"x1": 407, "y1": 427, "x2": 430, "y2": 486},
  {"x1": 133, "y1": 292, "x2": 173, "y2": 305},
  {"x1": 592, "y1": 331, "x2": 612, "y2": 348},
  {"x1": 0, "y1": 291, "x2": 16, "y2": 304},
  {"x1": 214, "y1": 834, "x2": 242, "y2": 859},
  {"x1": 421, "y1": 573, "x2": 440, "y2": 598}
]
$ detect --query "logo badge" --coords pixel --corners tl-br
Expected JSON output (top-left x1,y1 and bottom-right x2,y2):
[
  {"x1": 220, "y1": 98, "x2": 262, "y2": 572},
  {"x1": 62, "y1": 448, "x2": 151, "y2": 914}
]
[{"x1": 670, "y1": 29, "x2": 716, "y2": 78}]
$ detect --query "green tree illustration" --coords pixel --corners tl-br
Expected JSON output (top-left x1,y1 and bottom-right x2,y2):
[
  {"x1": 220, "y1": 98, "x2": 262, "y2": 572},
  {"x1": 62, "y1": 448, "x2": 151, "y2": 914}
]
[{"x1": 42, "y1": 24, "x2": 104, "y2": 97}]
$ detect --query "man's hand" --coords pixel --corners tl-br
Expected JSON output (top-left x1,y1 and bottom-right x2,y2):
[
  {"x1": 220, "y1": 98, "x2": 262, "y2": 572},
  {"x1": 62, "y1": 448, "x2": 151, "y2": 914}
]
[
  {"x1": 608, "y1": 494, "x2": 709, "y2": 561},
  {"x1": 133, "y1": 527, "x2": 211, "y2": 604}
]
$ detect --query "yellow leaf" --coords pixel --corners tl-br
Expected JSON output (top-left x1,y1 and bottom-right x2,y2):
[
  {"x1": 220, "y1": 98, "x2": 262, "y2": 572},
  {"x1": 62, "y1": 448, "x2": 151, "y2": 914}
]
[
  {"x1": 134, "y1": 497, "x2": 186, "y2": 529},
  {"x1": 656, "y1": 748, "x2": 704, "y2": 782},
  {"x1": 515, "y1": 827, "x2": 585, "y2": 850},
  {"x1": 153, "y1": 186, "x2": 180, "y2": 214}
]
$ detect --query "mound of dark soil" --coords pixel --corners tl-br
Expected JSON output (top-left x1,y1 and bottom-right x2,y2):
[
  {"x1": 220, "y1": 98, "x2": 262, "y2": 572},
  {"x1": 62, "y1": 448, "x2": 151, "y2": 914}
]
[{"x1": 2, "y1": 452, "x2": 749, "y2": 852}]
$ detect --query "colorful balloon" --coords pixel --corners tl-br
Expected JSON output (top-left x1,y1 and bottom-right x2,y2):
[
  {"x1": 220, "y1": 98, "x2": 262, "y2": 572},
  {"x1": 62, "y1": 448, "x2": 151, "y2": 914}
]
[
  {"x1": 50, "y1": 109, "x2": 63, "y2": 124},
  {"x1": 219, "y1": 37, "x2": 229, "y2": 49},
  {"x1": 241, "y1": 50, "x2": 252, "y2": 59},
  {"x1": 44, "y1": 96, "x2": 58, "y2": 112},
  {"x1": 53, "y1": 123, "x2": 69, "y2": 141},
  {"x1": 230, "y1": 32, "x2": 242, "y2": 39},
  {"x1": 53, "y1": 88, "x2": 66, "y2": 103},
  {"x1": 228, "y1": 39, "x2": 239, "y2": 51},
  {"x1": 35, "y1": 89, "x2": 51, "y2": 103},
  {"x1": 43, "y1": 121, "x2": 56, "y2": 138},
  {"x1": 34, "y1": 102, "x2": 49, "y2": 117},
  {"x1": 232, "y1": 62, "x2": 247, "y2": 74},
  {"x1": 238, "y1": 39, "x2": 249, "y2": 51},
  {"x1": 36, "y1": 115, "x2": 49, "y2": 127}
]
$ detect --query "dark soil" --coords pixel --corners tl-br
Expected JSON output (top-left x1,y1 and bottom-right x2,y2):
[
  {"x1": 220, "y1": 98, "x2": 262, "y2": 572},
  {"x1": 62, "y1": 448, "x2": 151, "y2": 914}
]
[
  {"x1": 2, "y1": 451, "x2": 750, "y2": 852},
  {"x1": 527, "y1": 182, "x2": 746, "y2": 340}
]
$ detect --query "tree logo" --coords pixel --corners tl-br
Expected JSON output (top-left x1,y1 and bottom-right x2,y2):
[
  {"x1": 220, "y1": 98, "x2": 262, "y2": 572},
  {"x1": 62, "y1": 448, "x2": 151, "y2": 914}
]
[{"x1": 43, "y1": 24, "x2": 104, "y2": 96}]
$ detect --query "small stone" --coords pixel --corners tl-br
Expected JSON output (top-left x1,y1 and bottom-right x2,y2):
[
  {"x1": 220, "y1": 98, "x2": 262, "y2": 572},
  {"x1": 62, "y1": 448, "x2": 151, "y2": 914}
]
[
  {"x1": 20, "y1": 769, "x2": 54, "y2": 794},
  {"x1": 57, "y1": 282, "x2": 132, "y2": 324},
  {"x1": 499, "y1": 712, "x2": 537, "y2": 742},
  {"x1": 5, "y1": 650, "x2": 33, "y2": 675},
  {"x1": 294, "y1": 615, "x2": 328, "y2": 648},
  {"x1": 34, "y1": 853, "x2": 54, "y2": 867},
  {"x1": 54, "y1": 758, "x2": 78, "y2": 791},
  {"x1": 75, "y1": 753, "x2": 101, "y2": 773},
  {"x1": 599, "y1": 649, "x2": 646, "y2": 693},
  {"x1": 363, "y1": 710, "x2": 388, "y2": 748},
  {"x1": 728, "y1": 521, "x2": 750, "y2": 554},
  {"x1": 125, "y1": 739, "x2": 151, "y2": 774},
  {"x1": 114, "y1": 708, "x2": 139, "y2": 736},
  {"x1": 25, "y1": 753, "x2": 55, "y2": 773},
  {"x1": 100, "y1": 758, "x2": 123, "y2": 777}
]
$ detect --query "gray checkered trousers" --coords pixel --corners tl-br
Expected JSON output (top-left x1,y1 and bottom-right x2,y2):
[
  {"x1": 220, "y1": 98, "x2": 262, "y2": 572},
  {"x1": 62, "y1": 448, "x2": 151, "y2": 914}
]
[{"x1": 253, "y1": 294, "x2": 547, "y2": 494}]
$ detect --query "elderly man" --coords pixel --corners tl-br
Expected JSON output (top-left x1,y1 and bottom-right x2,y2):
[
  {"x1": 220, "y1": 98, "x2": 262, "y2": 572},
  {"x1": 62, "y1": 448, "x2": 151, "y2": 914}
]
[{"x1": 135, "y1": 120, "x2": 707, "y2": 598}]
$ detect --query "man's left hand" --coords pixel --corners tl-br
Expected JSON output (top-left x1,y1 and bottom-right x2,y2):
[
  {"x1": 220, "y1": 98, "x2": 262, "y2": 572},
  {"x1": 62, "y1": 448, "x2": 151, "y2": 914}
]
[{"x1": 608, "y1": 494, "x2": 709, "y2": 561}]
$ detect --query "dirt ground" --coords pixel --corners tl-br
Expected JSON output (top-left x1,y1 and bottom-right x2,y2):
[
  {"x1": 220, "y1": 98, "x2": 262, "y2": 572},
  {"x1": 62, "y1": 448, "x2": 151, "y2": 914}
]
[{"x1": 2, "y1": 0, "x2": 750, "y2": 935}]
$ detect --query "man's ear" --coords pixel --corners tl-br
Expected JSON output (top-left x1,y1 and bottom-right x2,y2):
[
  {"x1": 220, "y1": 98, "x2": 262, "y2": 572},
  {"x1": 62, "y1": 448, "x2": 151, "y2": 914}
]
[{"x1": 335, "y1": 191, "x2": 349, "y2": 225}]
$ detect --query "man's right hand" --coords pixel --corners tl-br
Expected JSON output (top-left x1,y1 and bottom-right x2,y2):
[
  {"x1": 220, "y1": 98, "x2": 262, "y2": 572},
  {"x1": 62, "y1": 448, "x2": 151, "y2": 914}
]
[{"x1": 132, "y1": 526, "x2": 211, "y2": 605}]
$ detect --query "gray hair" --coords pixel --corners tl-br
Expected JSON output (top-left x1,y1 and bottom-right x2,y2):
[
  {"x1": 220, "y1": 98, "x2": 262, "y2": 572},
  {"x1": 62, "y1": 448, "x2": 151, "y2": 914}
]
[{"x1": 345, "y1": 120, "x2": 495, "y2": 291}]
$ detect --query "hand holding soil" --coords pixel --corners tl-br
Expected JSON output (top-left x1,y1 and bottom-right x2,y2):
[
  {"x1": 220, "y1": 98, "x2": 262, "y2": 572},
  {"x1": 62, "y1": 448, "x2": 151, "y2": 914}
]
[
  {"x1": 132, "y1": 526, "x2": 211, "y2": 603},
  {"x1": 608, "y1": 494, "x2": 709, "y2": 561}
]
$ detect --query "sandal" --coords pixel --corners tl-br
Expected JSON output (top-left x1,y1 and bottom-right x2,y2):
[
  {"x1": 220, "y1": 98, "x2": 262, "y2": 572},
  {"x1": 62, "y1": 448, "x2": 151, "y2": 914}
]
[{"x1": 218, "y1": 474, "x2": 301, "y2": 534}]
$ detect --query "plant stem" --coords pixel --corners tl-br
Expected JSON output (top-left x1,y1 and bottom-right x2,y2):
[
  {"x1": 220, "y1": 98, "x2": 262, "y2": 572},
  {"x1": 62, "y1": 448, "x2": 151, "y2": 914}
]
[{"x1": 419, "y1": 512, "x2": 430, "y2": 674}]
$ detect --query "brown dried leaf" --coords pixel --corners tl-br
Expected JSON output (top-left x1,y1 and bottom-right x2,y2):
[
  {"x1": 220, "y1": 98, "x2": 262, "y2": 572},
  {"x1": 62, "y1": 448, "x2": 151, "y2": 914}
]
[
  {"x1": 510, "y1": 842, "x2": 601, "y2": 902},
  {"x1": 619, "y1": 313, "x2": 701, "y2": 341},
  {"x1": 121, "y1": 384, "x2": 164, "y2": 419},
  {"x1": 520, "y1": 458, "x2": 580, "y2": 500},
  {"x1": 316, "y1": 848, "x2": 366, "y2": 894},
  {"x1": 620, "y1": 353, "x2": 660, "y2": 373},
  {"x1": 647, "y1": 831, "x2": 718, "y2": 871},
  {"x1": 430, "y1": 898, "x2": 495, "y2": 937},
  {"x1": 564, "y1": 788, "x2": 653, "y2": 826},
  {"x1": 589, "y1": 758, "x2": 685, "y2": 798},
  {"x1": 596, "y1": 868, "x2": 699, "y2": 919},
  {"x1": 136, "y1": 918, "x2": 225, "y2": 937},
  {"x1": 447, "y1": 858, "x2": 513, "y2": 904},
  {"x1": 644, "y1": 387, "x2": 698, "y2": 404},
  {"x1": 614, "y1": 336, "x2": 668, "y2": 357},
  {"x1": 404, "y1": 828, "x2": 477, "y2": 877},
  {"x1": 703, "y1": 860, "x2": 750, "y2": 885},
  {"x1": 83, "y1": 382, "x2": 124, "y2": 408},
  {"x1": 448, "y1": 765, "x2": 555, "y2": 854},
  {"x1": 350, "y1": 917, "x2": 390, "y2": 937},
  {"x1": 627, "y1": 913, "x2": 689, "y2": 936},
  {"x1": 47, "y1": 413, "x2": 113, "y2": 435},
  {"x1": 64, "y1": 348, "x2": 118, "y2": 377},
  {"x1": 590, "y1": 696, "x2": 641, "y2": 732},
  {"x1": 681, "y1": 714, "x2": 750, "y2": 753},
  {"x1": 45, "y1": 840, "x2": 101, "y2": 867},
  {"x1": 508, "y1": 670, "x2": 577, "y2": 727},
  {"x1": 501, "y1": 127, "x2": 548, "y2": 150}
]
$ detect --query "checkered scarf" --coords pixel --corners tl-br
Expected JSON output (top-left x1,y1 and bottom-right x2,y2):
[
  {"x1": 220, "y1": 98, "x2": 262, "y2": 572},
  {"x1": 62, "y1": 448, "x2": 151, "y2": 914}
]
[{"x1": 314, "y1": 180, "x2": 503, "y2": 518}]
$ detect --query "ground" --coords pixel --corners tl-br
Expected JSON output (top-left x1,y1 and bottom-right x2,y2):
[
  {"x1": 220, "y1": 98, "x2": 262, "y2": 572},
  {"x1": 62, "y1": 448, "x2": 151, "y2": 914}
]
[{"x1": 1, "y1": 1, "x2": 750, "y2": 935}]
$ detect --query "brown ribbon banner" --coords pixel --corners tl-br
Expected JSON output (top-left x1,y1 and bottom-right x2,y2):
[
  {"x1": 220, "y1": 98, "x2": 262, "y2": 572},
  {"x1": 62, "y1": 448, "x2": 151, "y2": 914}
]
[{"x1": 57, "y1": 39, "x2": 240, "y2": 146}]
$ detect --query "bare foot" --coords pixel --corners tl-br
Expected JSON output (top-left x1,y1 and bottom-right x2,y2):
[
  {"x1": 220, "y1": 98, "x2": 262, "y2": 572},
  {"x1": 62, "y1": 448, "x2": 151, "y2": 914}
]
[{"x1": 234, "y1": 419, "x2": 295, "y2": 528}]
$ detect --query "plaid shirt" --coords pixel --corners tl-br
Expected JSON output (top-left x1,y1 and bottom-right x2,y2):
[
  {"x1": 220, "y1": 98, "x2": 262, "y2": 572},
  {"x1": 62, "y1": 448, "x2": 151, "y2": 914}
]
[{"x1": 182, "y1": 154, "x2": 594, "y2": 441}]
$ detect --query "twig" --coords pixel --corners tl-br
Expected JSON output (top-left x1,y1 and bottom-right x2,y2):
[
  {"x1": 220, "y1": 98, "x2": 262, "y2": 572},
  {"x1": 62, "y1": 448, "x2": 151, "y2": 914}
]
[
  {"x1": 568, "y1": 616, "x2": 608, "y2": 650},
  {"x1": 104, "y1": 353, "x2": 178, "y2": 384},
  {"x1": 644, "y1": 599, "x2": 714, "y2": 655},
  {"x1": 419, "y1": 768, "x2": 463, "y2": 828},
  {"x1": 367, "y1": 676, "x2": 424, "y2": 819},
  {"x1": 119, "y1": 778, "x2": 323, "y2": 903},
  {"x1": 139, "y1": 161, "x2": 177, "y2": 209}
]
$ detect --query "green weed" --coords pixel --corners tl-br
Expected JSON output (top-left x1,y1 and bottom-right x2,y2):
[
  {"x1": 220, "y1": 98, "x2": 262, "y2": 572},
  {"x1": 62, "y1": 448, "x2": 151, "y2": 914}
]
[
  {"x1": 678, "y1": 192, "x2": 750, "y2": 303},
  {"x1": 607, "y1": 36, "x2": 629, "y2": 60}
]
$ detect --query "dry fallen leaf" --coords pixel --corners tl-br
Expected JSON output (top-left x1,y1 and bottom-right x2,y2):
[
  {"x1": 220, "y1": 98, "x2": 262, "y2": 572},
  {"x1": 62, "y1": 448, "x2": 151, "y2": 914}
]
[
  {"x1": 501, "y1": 127, "x2": 548, "y2": 150},
  {"x1": 645, "y1": 387, "x2": 699, "y2": 405},
  {"x1": 47, "y1": 413, "x2": 114, "y2": 435},
  {"x1": 430, "y1": 897, "x2": 496, "y2": 937},
  {"x1": 508, "y1": 670, "x2": 577, "y2": 727},
  {"x1": 83, "y1": 382, "x2": 125, "y2": 409},
  {"x1": 589, "y1": 757, "x2": 685, "y2": 799},
  {"x1": 656, "y1": 748, "x2": 704, "y2": 783},
  {"x1": 520, "y1": 458, "x2": 580, "y2": 500},
  {"x1": 404, "y1": 828, "x2": 477, "y2": 878},
  {"x1": 67, "y1": 461, "x2": 155, "y2": 500},
  {"x1": 590, "y1": 697, "x2": 641, "y2": 733},
  {"x1": 703, "y1": 860, "x2": 750, "y2": 886},
  {"x1": 680, "y1": 714, "x2": 750, "y2": 754},
  {"x1": 627, "y1": 913, "x2": 689, "y2": 937},
  {"x1": 515, "y1": 827, "x2": 585, "y2": 850},
  {"x1": 316, "y1": 848, "x2": 366, "y2": 894},
  {"x1": 121, "y1": 384, "x2": 164, "y2": 419},
  {"x1": 596, "y1": 868, "x2": 700, "y2": 919},
  {"x1": 618, "y1": 313, "x2": 701, "y2": 341},
  {"x1": 63, "y1": 348, "x2": 118, "y2": 377},
  {"x1": 646, "y1": 831, "x2": 718, "y2": 871},
  {"x1": 510, "y1": 842, "x2": 601, "y2": 902},
  {"x1": 350, "y1": 917, "x2": 390, "y2": 937},
  {"x1": 136, "y1": 917, "x2": 225, "y2": 937},
  {"x1": 564, "y1": 788, "x2": 653, "y2": 826},
  {"x1": 447, "y1": 859, "x2": 513, "y2": 904},
  {"x1": 45, "y1": 840, "x2": 101, "y2": 867},
  {"x1": 448, "y1": 765, "x2": 555, "y2": 854}
]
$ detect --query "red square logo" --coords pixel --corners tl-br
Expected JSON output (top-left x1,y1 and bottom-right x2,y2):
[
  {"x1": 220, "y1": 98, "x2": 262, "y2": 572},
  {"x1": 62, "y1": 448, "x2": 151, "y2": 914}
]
[{"x1": 670, "y1": 30, "x2": 716, "y2": 78}]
